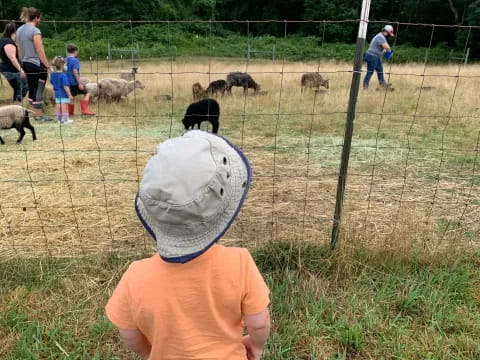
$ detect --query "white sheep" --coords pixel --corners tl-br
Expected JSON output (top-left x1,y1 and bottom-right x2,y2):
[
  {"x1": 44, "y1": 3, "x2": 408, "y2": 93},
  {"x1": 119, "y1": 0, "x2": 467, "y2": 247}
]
[
  {"x1": 98, "y1": 78, "x2": 145, "y2": 103},
  {"x1": 43, "y1": 87, "x2": 55, "y2": 107},
  {"x1": 79, "y1": 77, "x2": 91, "y2": 86},
  {"x1": 0, "y1": 105, "x2": 36, "y2": 144},
  {"x1": 85, "y1": 83, "x2": 99, "y2": 103},
  {"x1": 119, "y1": 67, "x2": 138, "y2": 81}
]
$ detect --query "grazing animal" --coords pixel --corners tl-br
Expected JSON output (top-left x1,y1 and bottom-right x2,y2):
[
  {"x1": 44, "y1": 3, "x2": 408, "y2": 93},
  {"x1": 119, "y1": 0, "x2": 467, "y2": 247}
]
[
  {"x1": 192, "y1": 82, "x2": 208, "y2": 101},
  {"x1": 85, "y1": 83, "x2": 99, "y2": 103},
  {"x1": 120, "y1": 67, "x2": 138, "y2": 81},
  {"x1": 98, "y1": 78, "x2": 145, "y2": 103},
  {"x1": 226, "y1": 72, "x2": 260, "y2": 94},
  {"x1": 43, "y1": 87, "x2": 55, "y2": 106},
  {"x1": 251, "y1": 90, "x2": 268, "y2": 96},
  {"x1": 206, "y1": 80, "x2": 229, "y2": 97},
  {"x1": 301, "y1": 73, "x2": 329, "y2": 92},
  {"x1": 154, "y1": 94, "x2": 173, "y2": 101},
  {"x1": 79, "y1": 77, "x2": 91, "y2": 86},
  {"x1": 0, "y1": 105, "x2": 36, "y2": 144},
  {"x1": 182, "y1": 98, "x2": 220, "y2": 134}
]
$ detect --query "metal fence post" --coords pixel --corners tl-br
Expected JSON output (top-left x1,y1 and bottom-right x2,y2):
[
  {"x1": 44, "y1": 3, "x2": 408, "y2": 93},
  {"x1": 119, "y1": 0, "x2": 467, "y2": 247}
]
[
  {"x1": 465, "y1": 48, "x2": 470, "y2": 65},
  {"x1": 331, "y1": 0, "x2": 371, "y2": 249}
]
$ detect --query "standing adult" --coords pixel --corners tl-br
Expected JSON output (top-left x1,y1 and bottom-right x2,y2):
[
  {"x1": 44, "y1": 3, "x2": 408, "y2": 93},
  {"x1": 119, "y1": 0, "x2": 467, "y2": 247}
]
[
  {"x1": 0, "y1": 22, "x2": 28, "y2": 103},
  {"x1": 363, "y1": 25, "x2": 395, "y2": 89},
  {"x1": 16, "y1": 7, "x2": 52, "y2": 121}
]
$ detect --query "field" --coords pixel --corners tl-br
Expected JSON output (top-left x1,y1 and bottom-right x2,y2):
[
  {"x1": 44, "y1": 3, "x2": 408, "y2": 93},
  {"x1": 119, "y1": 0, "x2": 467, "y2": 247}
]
[
  {"x1": 0, "y1": 59, "x2": 479, "y2": 256},
  {"x1": 1, "y1": 58, "x2": 480, "y2": 358}
]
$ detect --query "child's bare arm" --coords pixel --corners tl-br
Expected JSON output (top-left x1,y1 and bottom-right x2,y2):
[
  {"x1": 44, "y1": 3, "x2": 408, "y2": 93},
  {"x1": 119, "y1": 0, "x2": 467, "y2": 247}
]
[
  {"x1": 118, "y1": 328, "x2": 152, "y2": 360},
  {"x1": 64, "y1": 86, "x2": 73, "y2": 99},
  {"x1": 243, "y1": 308, "x2": 271, "y2": 360},
  {"x1": 73, "y1": 69, "x2": 84, "y2": 89}
]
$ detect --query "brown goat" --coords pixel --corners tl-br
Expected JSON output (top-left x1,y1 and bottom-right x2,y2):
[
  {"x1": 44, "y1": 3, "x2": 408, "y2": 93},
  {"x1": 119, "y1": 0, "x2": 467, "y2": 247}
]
[
  {"x1": 301, "y1": 73, "x2": 329, "y2": 93},
  {"x1": 192, "y1": 82, "x2": 208, "y2": 101}
]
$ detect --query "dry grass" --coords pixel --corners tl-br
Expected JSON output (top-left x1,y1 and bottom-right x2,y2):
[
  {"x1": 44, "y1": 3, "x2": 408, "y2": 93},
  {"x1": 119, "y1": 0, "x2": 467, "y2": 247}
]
[{"x1": 0, "y1": 59, "x2": 479, "y2": 256}]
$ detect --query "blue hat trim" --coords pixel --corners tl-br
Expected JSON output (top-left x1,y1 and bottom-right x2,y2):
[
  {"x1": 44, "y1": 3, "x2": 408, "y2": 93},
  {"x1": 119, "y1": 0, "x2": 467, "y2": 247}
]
[{"x1": 135, "y1": 131, "x2": 252, "y2": 264}]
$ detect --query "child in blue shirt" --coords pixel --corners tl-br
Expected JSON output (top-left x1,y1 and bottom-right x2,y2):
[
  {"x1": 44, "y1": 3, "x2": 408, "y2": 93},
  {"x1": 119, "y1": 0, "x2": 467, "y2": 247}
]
[
  {"x1": 65, "y1": 44, "x2": 94, "y2": 116},
  {"x1": 50, "y1": 56, "x2": 73, "y2": 124}
]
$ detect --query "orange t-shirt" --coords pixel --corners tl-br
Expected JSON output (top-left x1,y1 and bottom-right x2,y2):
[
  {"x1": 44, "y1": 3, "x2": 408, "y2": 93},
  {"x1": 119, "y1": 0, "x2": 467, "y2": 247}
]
[{"x1": 105, "y1": 244, "x2": 270, "y2": 360}]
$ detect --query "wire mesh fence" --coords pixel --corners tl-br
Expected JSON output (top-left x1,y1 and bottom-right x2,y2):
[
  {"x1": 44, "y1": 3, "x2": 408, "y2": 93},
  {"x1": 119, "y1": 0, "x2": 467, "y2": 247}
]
[{"x1": 0, "y1": 20, "x2": 478, "y2": 257}]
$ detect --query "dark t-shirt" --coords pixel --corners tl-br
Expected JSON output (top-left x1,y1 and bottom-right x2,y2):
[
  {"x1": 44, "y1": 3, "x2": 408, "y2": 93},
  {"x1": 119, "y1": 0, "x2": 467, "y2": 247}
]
[{"x1": 0, "y1": 37, "x2": 18, "y2": 73}]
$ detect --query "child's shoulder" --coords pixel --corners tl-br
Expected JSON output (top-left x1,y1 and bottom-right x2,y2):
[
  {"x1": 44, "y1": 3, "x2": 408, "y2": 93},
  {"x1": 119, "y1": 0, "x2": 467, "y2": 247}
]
[
  {"x1": 210, "y1": 244, "x2": 254, "y2": 267},
  {"x1": 68, "y1": 56, "x2": 80, "y2": 63}
]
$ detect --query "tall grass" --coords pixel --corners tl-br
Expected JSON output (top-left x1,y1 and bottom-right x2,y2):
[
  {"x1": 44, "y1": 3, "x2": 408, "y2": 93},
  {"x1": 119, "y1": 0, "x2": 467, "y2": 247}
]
[{"x1": 1, "y1": 240, "x2": 480, "y2": 359}]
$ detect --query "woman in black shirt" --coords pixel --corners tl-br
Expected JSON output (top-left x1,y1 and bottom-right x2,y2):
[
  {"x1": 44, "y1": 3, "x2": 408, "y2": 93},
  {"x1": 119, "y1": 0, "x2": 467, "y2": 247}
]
[{"x1": 0, "y1": 22, "x2": 28, "y2": 102}]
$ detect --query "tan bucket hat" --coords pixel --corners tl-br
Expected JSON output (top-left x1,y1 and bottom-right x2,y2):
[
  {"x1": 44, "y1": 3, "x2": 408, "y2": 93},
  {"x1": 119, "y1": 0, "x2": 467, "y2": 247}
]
[{"x1": 135, "y1": 130, "x2": 251, "y2": 263}]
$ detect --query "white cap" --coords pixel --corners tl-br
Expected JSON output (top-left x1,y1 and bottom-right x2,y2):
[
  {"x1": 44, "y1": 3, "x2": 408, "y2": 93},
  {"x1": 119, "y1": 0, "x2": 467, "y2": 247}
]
[
  {"x1": 383, "y1": 25, "x2": 394, "y2": 37},
  {"x1": 135, "y1": 130, "x2": 251, "y2": 263}
]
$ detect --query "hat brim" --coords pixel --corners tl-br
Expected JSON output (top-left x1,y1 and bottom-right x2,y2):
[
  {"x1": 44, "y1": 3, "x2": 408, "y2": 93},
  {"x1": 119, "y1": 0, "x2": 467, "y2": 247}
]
[{"x1": 135, "y1": 132, "x2": 252, "y2": 264}]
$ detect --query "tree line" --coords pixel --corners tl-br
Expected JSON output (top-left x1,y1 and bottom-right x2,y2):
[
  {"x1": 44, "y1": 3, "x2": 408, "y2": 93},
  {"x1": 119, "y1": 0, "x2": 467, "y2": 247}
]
[{"x1": 0, "y1": 0, "x2": 478, "y2": 57}]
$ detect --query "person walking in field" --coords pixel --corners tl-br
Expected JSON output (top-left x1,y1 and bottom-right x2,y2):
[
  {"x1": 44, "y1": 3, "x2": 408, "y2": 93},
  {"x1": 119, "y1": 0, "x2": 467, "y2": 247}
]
[
  {"x1": 16, "y1": 7, "x2": 52, "y2": 121},
  {"x1": 50, "y1": 56, "x2": 73, "y2": 124},
  {"x1": 363, "y1": 25, "x2": 395, "y2": 89},
  {"x1": 106, "y1": 130, "x2": 271, "y2": 360},
  {"x1": 65, "y1": 43, "x2": 94, "y2": 116},
  {"x1": 0, "y1": 22, "x2": 28, "y2": 103}
]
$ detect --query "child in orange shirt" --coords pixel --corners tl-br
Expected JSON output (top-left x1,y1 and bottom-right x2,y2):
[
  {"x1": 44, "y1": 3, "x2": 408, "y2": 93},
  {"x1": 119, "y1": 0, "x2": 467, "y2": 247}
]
[{"x1": 106, "y1": 130, "x2": 271, "y2": 360}]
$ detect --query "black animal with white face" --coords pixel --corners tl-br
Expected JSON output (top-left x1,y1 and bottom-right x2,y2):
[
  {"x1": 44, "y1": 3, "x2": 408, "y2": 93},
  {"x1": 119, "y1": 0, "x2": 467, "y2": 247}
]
[{"x1": 182, "y1": 98, "x2": 220, "y2": 134}]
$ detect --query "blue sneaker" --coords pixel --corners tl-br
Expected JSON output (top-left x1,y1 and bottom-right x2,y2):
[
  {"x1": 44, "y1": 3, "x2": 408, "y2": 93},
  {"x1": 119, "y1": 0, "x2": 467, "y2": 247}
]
[{"x1": 34, "y1": 115, "x2": 53, "y2": 122}]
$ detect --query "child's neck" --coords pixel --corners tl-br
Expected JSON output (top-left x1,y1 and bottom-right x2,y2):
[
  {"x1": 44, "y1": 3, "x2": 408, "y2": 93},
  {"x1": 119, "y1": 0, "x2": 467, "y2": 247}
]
[{"x1": 55, "y1": 69, "x2": 63, "y2": 73}]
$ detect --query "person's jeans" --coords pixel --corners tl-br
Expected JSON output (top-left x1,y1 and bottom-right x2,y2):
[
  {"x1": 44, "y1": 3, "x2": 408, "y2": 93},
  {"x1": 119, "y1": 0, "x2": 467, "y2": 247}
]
[
  {"x1": 1, "y1": 71, "x2": 29, "y2": 102},
  {"x1": 363, "y1": 53, "x2": 386, "y2": 88}
]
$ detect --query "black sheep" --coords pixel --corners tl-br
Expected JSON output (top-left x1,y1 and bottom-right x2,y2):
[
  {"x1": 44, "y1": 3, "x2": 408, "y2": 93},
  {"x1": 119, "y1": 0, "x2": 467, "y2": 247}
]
[
  {"x1": 182, "y1": 98, "x2": 220, "y2": 134},
  {"x1": 206, "y1": 80, "x2": 229, "y2": 97},
  {"x1": 226, "y1": 72, "x2": 260, "y2": 94}
]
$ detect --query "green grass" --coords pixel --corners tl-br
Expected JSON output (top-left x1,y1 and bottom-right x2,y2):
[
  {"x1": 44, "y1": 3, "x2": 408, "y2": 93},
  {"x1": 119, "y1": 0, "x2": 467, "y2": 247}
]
[{"x1": 1, "y1": 242, "x2": 480, "y2": 359}]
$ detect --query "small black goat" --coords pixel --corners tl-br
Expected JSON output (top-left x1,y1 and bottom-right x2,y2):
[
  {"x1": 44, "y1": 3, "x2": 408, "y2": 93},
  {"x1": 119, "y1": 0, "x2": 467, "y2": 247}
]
[{"x1": 182, "y1": 98, "x2": 220, "y2": 134}]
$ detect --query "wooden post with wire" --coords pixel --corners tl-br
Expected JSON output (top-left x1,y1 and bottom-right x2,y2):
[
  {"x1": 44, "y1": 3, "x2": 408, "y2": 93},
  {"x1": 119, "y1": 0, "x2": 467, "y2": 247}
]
[{"x1": 331, "y1": 0, "x2": 371, "y2": 249}]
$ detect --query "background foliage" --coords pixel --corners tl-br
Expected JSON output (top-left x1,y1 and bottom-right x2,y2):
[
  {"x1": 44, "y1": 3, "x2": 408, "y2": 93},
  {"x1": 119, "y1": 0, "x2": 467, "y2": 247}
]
[{"x1": 0, "y1": 0, "x2": 478, "y2": 61}]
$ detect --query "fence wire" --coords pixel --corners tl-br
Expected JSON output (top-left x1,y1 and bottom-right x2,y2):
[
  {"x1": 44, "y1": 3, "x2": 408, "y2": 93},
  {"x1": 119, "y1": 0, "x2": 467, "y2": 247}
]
[{"x1": 0, "y1": 20, "x2": 478, "y2": 256}]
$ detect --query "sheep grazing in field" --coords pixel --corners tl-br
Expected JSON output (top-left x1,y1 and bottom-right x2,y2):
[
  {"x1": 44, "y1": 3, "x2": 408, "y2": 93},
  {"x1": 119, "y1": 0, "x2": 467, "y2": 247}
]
[
  {"x1": 251, "y1": 90, "x2": 268, "y2": 96},
  {"x1": 226, "y1": 72, "x2": 260, "y2": 94},
  {"x1": 79, "y1": 77, "x2": 91, "y2": 86},
  {"x1": 85, "y1": 83, "x2": 99, "y2": 103},
  {"x1": 0, "y1": 105, "x2": 36, "y2": 144},
  {"x1": 120, "y1": 67, "x2": 138, "y2": 81},
  {"x1": 154, "y1": 94, "x2": 172, "y2": 101},
  {"x1": 182, "y1": 98, "x2": 220, "y2": 134},
  {"x1": 206, "y1": 80, "x2": 229, "y2": 97},
  {"x1": 98, "y1": 78, "x2": 145, "y2": 103},
  {"x1": 43, "y1": 87, "x2": 55, "y2": 106},
  {"x1": 192, "y1": 82, "x2": 208, "y2": 101},
  {"x1": 301, "y1": 73, "x2": 329, "y2": 92}
]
